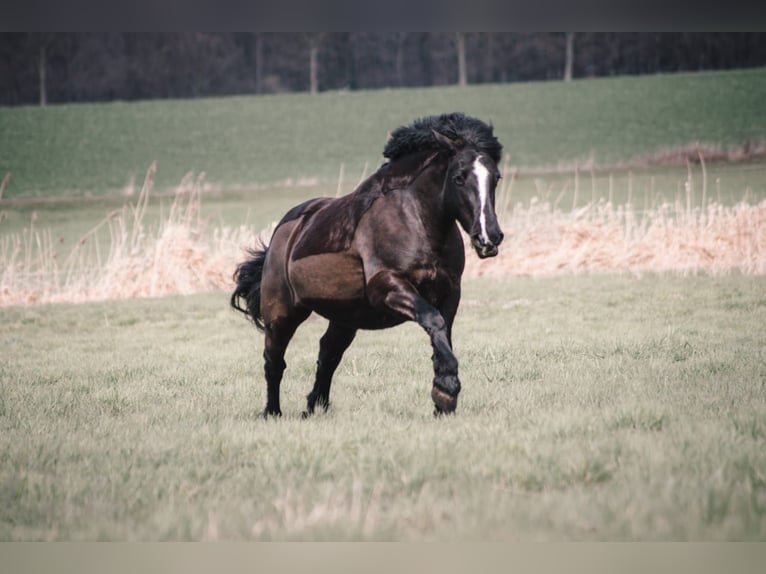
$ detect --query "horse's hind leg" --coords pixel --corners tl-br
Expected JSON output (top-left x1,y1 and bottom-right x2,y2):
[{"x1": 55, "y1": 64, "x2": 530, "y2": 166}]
[
  {"x1": 304, "y1": 322, "x2": 356, "y2": 417},
  {"x1": 262, "y1": 309, "x2": 310, "y2": 417}
]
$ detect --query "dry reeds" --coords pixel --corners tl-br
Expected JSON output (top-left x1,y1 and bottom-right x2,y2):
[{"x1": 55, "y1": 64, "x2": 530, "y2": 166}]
[
  {"x1": 0, "y1": 165, "x2": 261, "y2": 307},
  {"x1": 1, "y1": 164, "x2": 764, "y2": 307},
  {"x1": 465, "y1": 198, "x2": 766, "y2": 278},
  {"x1": 0, "y1": 173, "x2": 10, "y2": 201}
]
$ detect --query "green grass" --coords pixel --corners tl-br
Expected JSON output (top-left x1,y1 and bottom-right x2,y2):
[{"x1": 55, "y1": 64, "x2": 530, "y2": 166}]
[
  {"x1": 1, "y1": 68, "x2": 766, "y2": 198},
  {"x1": 1, "y1": 275, "x2": 765, "y2": 540}
]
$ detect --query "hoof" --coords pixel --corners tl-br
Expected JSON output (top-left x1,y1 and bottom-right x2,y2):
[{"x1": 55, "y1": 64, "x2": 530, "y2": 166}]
[
  {"x1": 262, "y1": 408, "x2": 282, "y2": 419},
  {"x1": 431, "y1": 386, "x2": 458, "y2": 414},
  {"x1": 304, "y1": 395, "x2": 330, "y2": 418},
  {"x1": 301, "y1": 402, "x2": 329, "y2": 419}
]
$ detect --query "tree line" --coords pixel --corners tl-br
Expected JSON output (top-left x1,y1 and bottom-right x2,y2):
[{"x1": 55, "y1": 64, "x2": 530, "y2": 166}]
[{"x1": 1, "y1": 32, "x2": 765, "y2": 106}]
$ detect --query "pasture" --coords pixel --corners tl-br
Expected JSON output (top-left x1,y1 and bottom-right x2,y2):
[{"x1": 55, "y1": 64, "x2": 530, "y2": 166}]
[
  {"x1": 1, "y1": 275, "x2": 764, "y2": 540},
  {"x1": 1, "y1": 67, "x2": 766, "y2": 198},
  {"x1": 1, "y1": 68, "x2": 765, "y2": 540}
]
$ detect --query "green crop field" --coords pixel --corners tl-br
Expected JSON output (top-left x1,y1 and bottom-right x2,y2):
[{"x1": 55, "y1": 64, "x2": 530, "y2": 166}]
[
  {"x1": 1, "y1": 67, "x2": 766, "y2": 198},
  {"x1": 1, "y1": 69, "x2": 765, "y2": 540}
]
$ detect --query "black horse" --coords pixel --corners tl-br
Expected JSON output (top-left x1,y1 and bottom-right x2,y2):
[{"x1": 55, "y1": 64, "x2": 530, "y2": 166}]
[{"x1": 231, "y1": 113, "x2": 504, "y2": 417}]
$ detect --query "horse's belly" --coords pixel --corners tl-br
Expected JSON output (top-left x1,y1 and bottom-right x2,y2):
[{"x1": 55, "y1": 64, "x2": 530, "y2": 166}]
[
  {"x1": 288, "y1": 251, "x2": 406, "y2": 329},
  {"x1": 289, "y1": 251, "x2": 366, "y2": 304}
]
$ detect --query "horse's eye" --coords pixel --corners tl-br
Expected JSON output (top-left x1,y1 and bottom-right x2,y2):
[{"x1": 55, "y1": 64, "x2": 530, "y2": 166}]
[{"x1": 453, "y1": 174, "x2": 465, "y2": 186}]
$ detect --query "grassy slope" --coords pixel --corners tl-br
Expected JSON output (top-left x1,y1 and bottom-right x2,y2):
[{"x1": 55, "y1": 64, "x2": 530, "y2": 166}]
[
  {"x1": 1, "y1": 275, "x2": 764, "y2": 540},
  {"x1": 1, "y1": 68, "x2": 766, "y2": 198}
]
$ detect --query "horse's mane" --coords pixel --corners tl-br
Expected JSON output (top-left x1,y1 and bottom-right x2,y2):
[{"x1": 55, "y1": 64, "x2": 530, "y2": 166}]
[{"x1": 383, "y1": 112, "x2": 502, "y2": 164}]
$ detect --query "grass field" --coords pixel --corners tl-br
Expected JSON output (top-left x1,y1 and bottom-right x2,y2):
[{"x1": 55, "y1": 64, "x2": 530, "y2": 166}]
[
  {"x1": 1, "y1": 69, "x2": 765, "y2": 541},
  {"x1": 1, "y1": 67, "x2": 766, "y2": 198},
  {"x1": 1, "y1": 275, "x2": 764, "y2": 540}
]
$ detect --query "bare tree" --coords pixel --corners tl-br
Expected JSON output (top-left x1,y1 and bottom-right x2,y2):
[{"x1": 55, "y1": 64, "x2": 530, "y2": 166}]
[
  {"x1": 254, "y1": 33, "x2": 264, "y2": 94},
  {"x1": 308, "y1": 34, "x2": 323, "y2": 94},
  {"x1": 564, "y1": 32, "x2": 575, "y2": 81},
  {"x1": 418, "y1": 33, "x2": 433, "y2": 87},
  {"x1": 485, "y1": 33, "x2": 495, "y2": 83},
  {"x1": 38, "y1": 39, "x2": 47, "y2": 106},
  {"x1": 394, "y1": 32, "x2": 406, "y2": 86},
  {"x1": 456, "y1": 32, "x2": 467, "y2": 85}
]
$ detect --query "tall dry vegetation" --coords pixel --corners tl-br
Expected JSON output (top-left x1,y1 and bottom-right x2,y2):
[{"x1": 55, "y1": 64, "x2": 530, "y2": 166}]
[
  {"x1": 1, "y1": 164, "x2": 764, "y2": 307},
  {"x1": 0, "y1": 164, "x2": 262, "y2": 306},
  {"x1": 465, "y1": 198, "x2": 765, "y2": 278}
]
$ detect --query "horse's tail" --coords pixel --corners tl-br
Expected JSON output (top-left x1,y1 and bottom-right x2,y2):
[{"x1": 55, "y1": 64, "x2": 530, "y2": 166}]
[{"x1": 230, "y1": 246, "x2": 268, "y2": 331}]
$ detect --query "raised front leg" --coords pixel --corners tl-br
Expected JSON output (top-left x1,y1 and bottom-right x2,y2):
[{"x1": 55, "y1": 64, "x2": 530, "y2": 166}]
[
  {"x1": 367, "y1": 270, "x2": 461, "y2": 414},
  {"x1": 304, "y1": 322, "x2": 357, "y2": 417}
]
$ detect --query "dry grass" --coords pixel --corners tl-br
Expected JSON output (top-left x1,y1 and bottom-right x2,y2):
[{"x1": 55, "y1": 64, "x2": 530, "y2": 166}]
[
  {"x1": 1, "y1": 164, "x2": 764, "y2": 307},
  {"x1": 0, "y1": 164, "x2": 262, "y2": 307},
  {"x1": 466, "y1": 198, "x2": 766, "y2": 278}
]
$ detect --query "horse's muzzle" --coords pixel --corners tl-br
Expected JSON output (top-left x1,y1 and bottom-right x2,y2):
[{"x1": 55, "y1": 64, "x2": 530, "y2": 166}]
[{"x1": 471, "y1": 234, "x2": 501, "y2": 259}]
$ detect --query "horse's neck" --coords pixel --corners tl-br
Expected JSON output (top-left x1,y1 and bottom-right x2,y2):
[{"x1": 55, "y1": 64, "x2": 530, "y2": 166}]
[
  {"x1": 408, "y1": 155, "x2": 454, "y2": 236},
  {"x1": 381, "y1": 151, "x2": 452, "y2": 231}
]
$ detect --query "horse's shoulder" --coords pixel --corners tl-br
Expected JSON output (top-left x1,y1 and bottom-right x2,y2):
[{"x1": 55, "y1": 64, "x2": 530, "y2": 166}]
[
  {"x1": 286, "y1": 153, "x2": 439, "y2": 261},
  {"x1": 288, "y1": 172, "x2": 388, "y2": 258}
]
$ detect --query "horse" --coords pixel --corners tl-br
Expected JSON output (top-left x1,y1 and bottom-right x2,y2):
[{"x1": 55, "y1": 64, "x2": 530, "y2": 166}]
[{"x1": 231, "y1": 112, "x2": 504, "y2": 417}]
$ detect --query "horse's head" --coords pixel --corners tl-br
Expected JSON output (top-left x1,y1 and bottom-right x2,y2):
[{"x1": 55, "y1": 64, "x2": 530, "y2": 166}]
[{"x1": 434, "y1": 130, "x2": 505, "y2": 259}]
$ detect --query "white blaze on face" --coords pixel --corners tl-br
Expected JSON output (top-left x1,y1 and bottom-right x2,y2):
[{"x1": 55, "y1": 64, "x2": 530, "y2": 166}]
[{"x1": 472, "y1": 156, "x2": 491, "y2": 243}]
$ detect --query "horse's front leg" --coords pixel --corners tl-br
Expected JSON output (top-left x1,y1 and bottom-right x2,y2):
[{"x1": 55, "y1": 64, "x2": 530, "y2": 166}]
[{"x1": 367, "y1": 270, "x2": 460, "y2": 414}]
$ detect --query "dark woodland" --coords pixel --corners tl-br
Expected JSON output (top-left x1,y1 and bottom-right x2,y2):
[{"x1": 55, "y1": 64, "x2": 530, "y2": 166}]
[{"x1": 1, "y1": 32, "x2": 765, "y2": 106}]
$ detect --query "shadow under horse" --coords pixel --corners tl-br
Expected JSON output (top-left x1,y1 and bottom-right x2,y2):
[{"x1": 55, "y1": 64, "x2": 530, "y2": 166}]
[{"x1": 231, "y1": 113, "x2": 504, "y2": 417}]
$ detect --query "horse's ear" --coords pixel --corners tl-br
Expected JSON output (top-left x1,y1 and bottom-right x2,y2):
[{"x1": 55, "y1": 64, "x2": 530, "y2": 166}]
[{"x1": 432, "y1": 129, "x2": 464, "y2": 152}]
